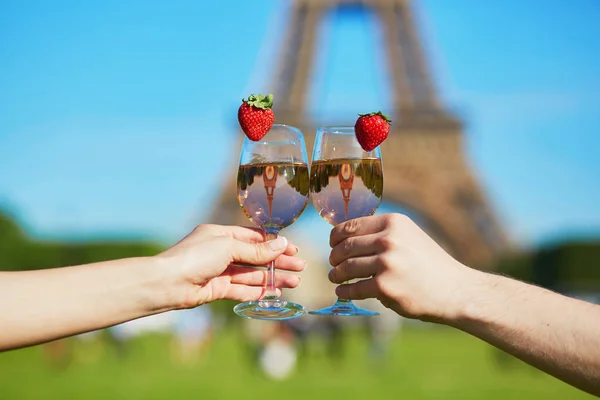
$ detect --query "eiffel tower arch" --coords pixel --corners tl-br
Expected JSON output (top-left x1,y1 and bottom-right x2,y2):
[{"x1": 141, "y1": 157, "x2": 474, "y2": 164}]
[{"x1": 209, "y1": 0, "x2": 509, "y2": 269}]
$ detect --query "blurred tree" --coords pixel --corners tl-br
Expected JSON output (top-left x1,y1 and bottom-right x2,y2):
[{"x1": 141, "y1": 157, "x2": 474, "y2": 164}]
[
  {"x1": 496, "y1": 240, "x2": 600, "y2": 294},
  {"x1": 0, "y1": 210, "x2": 164, "y2": 271},
  {"x1": 0, "y1": 211, "x2": 32, "y2": 271}
]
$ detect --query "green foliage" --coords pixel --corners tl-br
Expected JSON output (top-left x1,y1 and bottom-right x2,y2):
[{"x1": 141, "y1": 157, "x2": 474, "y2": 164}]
[
  {"x1": 0, "y1": 211, "x2": 164, "y2": 271},
  {"x1": 237, "y1": 164, "x2": 309, "y2": 196},
  {"x1": 495, "y1": 240, "x2": 600, "y2": 291},
  {"x1": 286, "y1": 164, "x2": 310, "y2": 196},
  {"x1": 356, "y1": 159, "x2": 383, "y2": 198},
  {"x1": 309, "y1": 161, "x2": 335, "y2": 194},
  {"x1": 493, "y1": 251, "x2": 534, "y2": 282},
  {"x1": 309, "y1": 160, "x2": 383, "y2": 197}
]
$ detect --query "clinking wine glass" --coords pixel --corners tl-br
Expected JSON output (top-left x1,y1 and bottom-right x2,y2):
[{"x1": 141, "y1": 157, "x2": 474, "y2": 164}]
[
  {"x1": 309, "y1": 126, "x2": 383, "y2": 316},
  {"x1": 234, "y1": 124, "x2": 310, "y2": 320}
]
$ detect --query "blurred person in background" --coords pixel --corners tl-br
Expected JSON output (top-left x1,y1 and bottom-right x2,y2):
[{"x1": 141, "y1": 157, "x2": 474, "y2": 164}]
[
  {"x1": 0, "y1": 224, "x2": 305, "y2": 352},
  {"x1": 258, "y1": 322, "x2": 298, "y2": 380},
  {"x1": 328, "y1": 213, "x2": 600, "y2": 397},
  {"x1": 171, "y1": 305, "x2": 214, "y2": 365},
  {"x1": 361, "y1": 298, "x2": 403, "y2": 365}
]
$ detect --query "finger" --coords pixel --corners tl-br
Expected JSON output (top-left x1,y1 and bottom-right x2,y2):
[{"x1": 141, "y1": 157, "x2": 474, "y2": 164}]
[
  {"x1": 328, "y1": 256, "x2": 379, "y2": 284},
  {"x1": 231, "y1": 253, "x2": 305, "y2": 272},
  {"x1": 329, "y1": 233, "x2": 381, "y2": 266},
  {"x1": 335, "y1": 279, "x2": 379, "y2": 300},
  {"x1": 228, "y1": 236, "x2": 289, "y2": 265},
  {"x1": 227, "y1": 266, "x2": 301, "y2": 288},
  {"x1": 232, "y1": 253, "x2": 306, "y2": 272},
  {"x1": 213, "y1": 225, "x2": 266, "y2": 243},
  {"x1": 224, "y1": 285, "x2": 282, "y2": 303},
  {"x1": 282, "y1": 242, "x2": 300, "y2": 256},
  {"x1": 274, "y1": 254, "x2": 305, "y2": 271},
  {"x1": 215, "y1": 226, "x2": 299, "y2": 256},
  {"x1": 330, "y1": 215, "x2": 389, "y2": 248}
]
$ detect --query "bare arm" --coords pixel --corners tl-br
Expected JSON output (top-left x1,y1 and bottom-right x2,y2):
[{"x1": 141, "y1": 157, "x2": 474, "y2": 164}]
[
  {"x1": 328, "y1": 214, "x2": 600, "y2": 396},
  {"x1": 0, "y1": 224, "x2": 305, "y2": 351},
  {"x1": 453, "y1": 271, "x2": 600, "y2": 396},
  {"x1": 0, "y1": 257, "x2": 169, "y2": 350}
]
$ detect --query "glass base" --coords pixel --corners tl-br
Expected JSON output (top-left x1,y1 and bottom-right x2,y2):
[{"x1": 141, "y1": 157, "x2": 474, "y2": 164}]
[
  {"x1": 233, "y1": 299, "x2": 307, "y2": 321},
  {"x1": 309, "y1": 300, "x2": 380, "y2": 317}
]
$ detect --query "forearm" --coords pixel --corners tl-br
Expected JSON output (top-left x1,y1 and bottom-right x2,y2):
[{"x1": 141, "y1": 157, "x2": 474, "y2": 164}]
[
  {"x1": 0, "y1": 257, "x2": 176, "y2": 351},
  {"x1": 453, "y1": 270, "x2": 600, "y2": 396}
]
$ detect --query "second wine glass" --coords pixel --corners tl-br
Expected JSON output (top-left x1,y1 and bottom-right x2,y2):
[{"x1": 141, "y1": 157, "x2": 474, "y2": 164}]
[
  {"x1": 235, "y1": 124, "x2": 310, "y2": 320},
  {"x1": 309, "y1": 126, "x2": 383, "y2": 316}
]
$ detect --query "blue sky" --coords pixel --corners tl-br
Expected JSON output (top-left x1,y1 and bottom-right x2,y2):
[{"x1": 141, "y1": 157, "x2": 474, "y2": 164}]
[{"x1": 1, "y1": 0, "x2": 599, "y2": 249}]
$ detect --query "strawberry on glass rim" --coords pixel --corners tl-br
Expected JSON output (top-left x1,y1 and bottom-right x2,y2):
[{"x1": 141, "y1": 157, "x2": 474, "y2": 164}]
[
  {"x1": 238, "y1": 93, "x2": 275, "y2": 141},
  {"x1": 354, "y1": 111, "x2": 391, "y2": 152}
]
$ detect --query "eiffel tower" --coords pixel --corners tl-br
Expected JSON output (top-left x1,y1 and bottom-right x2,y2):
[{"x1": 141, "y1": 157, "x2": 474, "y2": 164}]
[{"x1": 209, "y1": 0, "x2": 508, "y2": 268}]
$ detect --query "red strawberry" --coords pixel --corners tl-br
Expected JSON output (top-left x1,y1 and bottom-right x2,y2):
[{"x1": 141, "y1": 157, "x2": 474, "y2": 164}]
[
  {"x1": 238, "y1": 93, "x2": 275, "y2": 141},
  {"x1": 354, "y1": 111, "x2": 391, "y2": 151}
]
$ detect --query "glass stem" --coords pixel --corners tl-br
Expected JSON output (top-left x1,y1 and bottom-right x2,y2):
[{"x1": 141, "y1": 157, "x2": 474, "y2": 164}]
[{"x1": 263, "y1": 232, "x2": 279, "y2": 300}]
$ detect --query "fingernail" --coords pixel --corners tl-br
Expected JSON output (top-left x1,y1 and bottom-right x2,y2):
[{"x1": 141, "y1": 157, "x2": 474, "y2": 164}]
[
  {"x1": 297, "y1": 260, "x2": 308, "y2": 271},
  {"x1": 268, "y1": 236, "x2": 288, "y2": 251},
  {"x1": 295, "y1": 245, "x2": 300, "y2": 253}
]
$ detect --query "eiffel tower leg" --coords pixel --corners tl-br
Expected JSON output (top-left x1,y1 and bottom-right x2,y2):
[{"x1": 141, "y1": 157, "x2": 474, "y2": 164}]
[
  {"x1": 273, "y1": 1, "x2": 327, "y2": 115},
  {"x1": 394, "y1": 0, "x2": 439, "y2": 110},
  {"x1": 374, "y1": 3, "x2": 415, "y2": 114}
]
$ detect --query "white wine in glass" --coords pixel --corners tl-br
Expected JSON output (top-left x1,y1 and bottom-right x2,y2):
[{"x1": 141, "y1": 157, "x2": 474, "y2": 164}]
[
  {"x1": 309, "y1": 127, "x2": 383, "y2": 316},
  {"x1": 234, "y1": 124, "x2": 310, "y2": 320}
]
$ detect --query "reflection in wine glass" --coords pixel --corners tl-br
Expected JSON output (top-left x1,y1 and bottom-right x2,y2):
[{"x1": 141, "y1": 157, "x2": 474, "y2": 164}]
[
  {"x1": 234, "y1": 124, "x2": 310, "y2": 320},
  {"x1": 309, "y1": 127, "x2": 383, "y2": 317},
  {"x1": 263, "y1": 165, "x2": 277, "y2": 219},
  {"x1": 339, "y1": 163, "x2": 354, "y2": 220}
]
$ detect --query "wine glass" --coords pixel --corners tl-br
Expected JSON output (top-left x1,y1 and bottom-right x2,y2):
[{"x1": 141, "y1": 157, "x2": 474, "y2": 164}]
[
  {"x1": 234, "y1": 124, "x2": 310, "y2": 320},
  {"x1": 309, "y1": 126, "x2": 383, "y2": 316}
]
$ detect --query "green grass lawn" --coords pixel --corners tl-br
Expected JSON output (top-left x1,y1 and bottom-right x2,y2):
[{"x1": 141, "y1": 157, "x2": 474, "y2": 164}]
[{"x1": 0, "y1": 324, "x2": 594, "y2": 399}]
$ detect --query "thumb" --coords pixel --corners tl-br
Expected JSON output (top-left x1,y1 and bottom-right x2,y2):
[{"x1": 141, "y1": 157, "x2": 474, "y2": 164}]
[{"x1": 229, "y1": 236, "x2": 289, "y2": 265}]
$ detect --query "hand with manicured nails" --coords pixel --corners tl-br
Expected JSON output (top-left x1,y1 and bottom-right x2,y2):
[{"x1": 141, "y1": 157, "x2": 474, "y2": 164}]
[{"x1": 158, "y1": 224, "x2": 305, "y2": 307}]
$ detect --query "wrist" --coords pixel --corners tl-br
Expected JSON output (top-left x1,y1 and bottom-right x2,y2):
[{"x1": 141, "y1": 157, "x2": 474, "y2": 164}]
[
  {"x1": 143, "y1": 255, "x2": 189, "y2": 313},
  {"x1": 446, "y1": 267, "x2": 500, "y2": 329}
]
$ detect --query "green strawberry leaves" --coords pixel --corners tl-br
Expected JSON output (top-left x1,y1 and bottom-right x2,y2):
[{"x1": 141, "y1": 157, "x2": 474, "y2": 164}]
[
  {"x1": 242, "y1": 93, "x2": 274, "y2": 110},
  {"x1": 358, "y1": 111, "x2": 392, "y2": 124}
]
